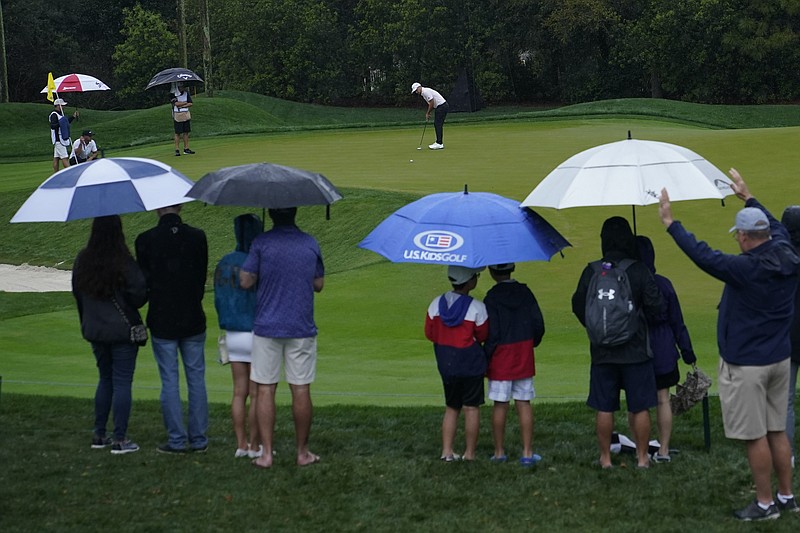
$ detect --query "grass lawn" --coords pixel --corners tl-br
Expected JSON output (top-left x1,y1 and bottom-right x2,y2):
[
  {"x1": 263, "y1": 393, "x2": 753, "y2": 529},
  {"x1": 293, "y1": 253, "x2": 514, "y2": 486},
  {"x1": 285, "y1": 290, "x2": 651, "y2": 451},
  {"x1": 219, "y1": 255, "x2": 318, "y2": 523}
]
[
  {"x1": 1, "y1": 96, "x2": 799, "y2": 529},
  {"x1": 2, "y1": 393, "x2": 798, "y2": 532}
]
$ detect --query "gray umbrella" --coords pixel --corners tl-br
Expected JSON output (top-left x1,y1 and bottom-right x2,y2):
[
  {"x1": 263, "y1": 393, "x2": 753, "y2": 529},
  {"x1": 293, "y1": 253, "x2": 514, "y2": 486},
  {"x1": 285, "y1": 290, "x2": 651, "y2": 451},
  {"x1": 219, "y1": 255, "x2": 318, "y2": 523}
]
[
  {"x1": 146, "y1": 67, "x2": 204, "y2": 90},
  {"x1": 187, "y1": 162, "x2": 343, "y2": 218}
]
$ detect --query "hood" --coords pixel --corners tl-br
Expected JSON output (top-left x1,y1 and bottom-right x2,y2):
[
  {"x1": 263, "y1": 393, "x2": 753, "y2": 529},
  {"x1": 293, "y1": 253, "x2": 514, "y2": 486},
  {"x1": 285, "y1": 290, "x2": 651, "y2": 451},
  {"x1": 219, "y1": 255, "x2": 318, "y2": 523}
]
[
  {"x1": 489, "y1": 280, "x2": 532, "y2": 310},
  {"x1": 635, "y1": 235, "x2": 656, "y2": 274},
  {"x1": 755, "y1": 239, "x2": 800, "y2": 277},
  {"x1": 781, "y1": 206, "x2": 800, "y2": 248},
  {"x1": 438, "y1": 293, "x2": 473, "y2": 327},
  {"x1": 601, "y1": 216, "x2": 637, "y2": 259},
  {"x1": 234, "y1": 214, "x2": 262, "y2": 253}
]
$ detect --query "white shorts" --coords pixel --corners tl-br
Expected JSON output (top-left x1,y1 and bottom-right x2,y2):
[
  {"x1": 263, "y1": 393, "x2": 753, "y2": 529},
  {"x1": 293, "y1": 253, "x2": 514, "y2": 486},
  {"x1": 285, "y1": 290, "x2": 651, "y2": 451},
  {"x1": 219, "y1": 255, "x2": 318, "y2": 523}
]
[
  {"x1": 251, "y1": 336, "x2": 317, "y2": 385},
  {"x1": 53, "y1": 143, "x2": 69, "y2": 159},
  {"x1": 488, "y1": 377, "x2": 535, "y2": 402},
  {"x1": 224, "y1": 330, "x2": 253, "y2": 363}
]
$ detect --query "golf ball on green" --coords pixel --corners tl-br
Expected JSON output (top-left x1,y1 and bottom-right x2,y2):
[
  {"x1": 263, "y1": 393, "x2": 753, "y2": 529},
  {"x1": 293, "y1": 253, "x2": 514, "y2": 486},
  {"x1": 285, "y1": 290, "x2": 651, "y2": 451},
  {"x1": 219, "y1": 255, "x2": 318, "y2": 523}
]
[{"x1": 409, "y1": 159, "x2": 414, "y2": 163}]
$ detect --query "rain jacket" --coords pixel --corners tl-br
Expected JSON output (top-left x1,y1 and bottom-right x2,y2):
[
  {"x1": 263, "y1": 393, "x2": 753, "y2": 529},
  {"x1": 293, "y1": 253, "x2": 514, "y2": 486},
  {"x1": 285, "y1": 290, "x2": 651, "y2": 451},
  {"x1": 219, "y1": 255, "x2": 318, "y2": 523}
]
[
  {"x1": 72, "y1": 256, "x2": 147, "y2": 343},
  {"x1": 135, "y1": 213, "x2": 208, "y2": 339},
  {"x1": 667, "y1": 198, "x2": 800, "y2": 366},
  {"x1": 636, "y1": 236, "x2": 697, "y2": 376},
  {"x1": 781, "y1": 206, "x2": 800, "y2": 365},
  {"x1": 214, "y1": 214, "x2": 261, "y2": 332},
  {"x1": 572, "y1": 216, "x2": 664, "y2": 365},
  {"x1": 484, "y1": 280, "x2": 544, "y2": 380},
  {"x1": 425, "y1": 291, "x2": 489, "y2": 378}
]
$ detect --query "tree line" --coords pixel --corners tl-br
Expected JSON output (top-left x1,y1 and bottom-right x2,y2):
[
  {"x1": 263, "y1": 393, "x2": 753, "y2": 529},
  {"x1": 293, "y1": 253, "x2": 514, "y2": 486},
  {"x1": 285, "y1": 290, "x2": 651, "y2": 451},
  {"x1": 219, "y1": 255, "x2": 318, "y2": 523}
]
[{"x1": 4, "y1": 0, "x2": 800, "y2": 109}]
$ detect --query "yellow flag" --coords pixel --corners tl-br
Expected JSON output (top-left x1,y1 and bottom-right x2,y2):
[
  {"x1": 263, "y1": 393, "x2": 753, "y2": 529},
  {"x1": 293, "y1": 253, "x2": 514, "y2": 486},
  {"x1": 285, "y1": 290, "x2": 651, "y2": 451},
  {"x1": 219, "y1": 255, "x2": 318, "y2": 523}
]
[{"x1": 46, "y1": 72, "x2": 56, "y2": 102}]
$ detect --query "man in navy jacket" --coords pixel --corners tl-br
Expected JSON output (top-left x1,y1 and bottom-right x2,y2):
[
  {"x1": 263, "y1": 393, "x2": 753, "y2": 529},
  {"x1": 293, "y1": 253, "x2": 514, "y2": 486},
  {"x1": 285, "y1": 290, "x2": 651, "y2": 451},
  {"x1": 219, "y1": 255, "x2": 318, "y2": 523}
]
[{"x1": 659, "y1": 168, "x2": 799, "y2": 521}]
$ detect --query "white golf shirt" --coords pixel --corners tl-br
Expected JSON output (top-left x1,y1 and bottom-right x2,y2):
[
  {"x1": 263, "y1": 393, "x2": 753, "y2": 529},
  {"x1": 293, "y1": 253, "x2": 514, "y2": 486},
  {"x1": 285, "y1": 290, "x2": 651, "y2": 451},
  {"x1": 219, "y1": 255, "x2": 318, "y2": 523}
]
[{"x1": 420, "y1": 87, "x2": 446, "y2": 108}]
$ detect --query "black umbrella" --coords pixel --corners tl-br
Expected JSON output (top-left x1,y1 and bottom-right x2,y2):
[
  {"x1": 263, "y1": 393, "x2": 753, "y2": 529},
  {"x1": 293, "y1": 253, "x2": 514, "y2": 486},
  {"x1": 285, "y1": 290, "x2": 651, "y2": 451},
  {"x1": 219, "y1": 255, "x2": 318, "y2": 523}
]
[
  {"x1": 146, "y1": 67, "x2": 204, "y2": 90},
  {"x1": 187, "y1": 162, "x2": 344, "y2": 219}
]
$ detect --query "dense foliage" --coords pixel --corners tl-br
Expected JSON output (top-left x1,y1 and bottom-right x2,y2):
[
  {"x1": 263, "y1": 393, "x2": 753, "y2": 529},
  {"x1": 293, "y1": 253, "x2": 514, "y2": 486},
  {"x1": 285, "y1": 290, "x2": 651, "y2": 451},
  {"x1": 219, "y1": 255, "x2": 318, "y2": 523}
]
[{"x1": 4, "y1": 0, "x2": 800, "y2": 108}]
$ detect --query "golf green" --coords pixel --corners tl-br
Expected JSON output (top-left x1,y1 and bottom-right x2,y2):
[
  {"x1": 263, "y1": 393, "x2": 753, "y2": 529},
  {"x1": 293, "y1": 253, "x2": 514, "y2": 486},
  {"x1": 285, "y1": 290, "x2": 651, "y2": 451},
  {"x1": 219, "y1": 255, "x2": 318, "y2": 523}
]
[{"x1": 2, "y1": 117, "x2": 800, "y2": 406}]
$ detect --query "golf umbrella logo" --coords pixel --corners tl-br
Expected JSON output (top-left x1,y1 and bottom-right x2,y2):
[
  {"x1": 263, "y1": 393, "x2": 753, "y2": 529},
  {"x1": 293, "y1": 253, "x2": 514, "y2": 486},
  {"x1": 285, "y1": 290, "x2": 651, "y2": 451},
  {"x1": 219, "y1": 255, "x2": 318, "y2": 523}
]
[
  {"x1": 177, "y1": 74, "x2": 193, "y2": 80},
  {"x1": 413, "y1": 231, "x2": 464, "y2": 252}
]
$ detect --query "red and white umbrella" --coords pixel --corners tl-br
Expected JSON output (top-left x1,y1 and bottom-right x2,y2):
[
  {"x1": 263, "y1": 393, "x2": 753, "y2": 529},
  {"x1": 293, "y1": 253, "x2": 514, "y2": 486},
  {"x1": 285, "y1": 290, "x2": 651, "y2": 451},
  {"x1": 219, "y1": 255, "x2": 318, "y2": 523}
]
[{"x1": 40, "y1": 73, "x2": 110, "y2": 94}]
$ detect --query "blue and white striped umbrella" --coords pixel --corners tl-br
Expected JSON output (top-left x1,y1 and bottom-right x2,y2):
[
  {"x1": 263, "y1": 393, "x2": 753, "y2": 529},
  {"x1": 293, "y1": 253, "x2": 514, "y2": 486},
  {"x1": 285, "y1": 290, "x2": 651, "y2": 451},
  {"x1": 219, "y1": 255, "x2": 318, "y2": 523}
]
[{"x1": 11, "y1": 157, "x2": 195, "y2": 223}]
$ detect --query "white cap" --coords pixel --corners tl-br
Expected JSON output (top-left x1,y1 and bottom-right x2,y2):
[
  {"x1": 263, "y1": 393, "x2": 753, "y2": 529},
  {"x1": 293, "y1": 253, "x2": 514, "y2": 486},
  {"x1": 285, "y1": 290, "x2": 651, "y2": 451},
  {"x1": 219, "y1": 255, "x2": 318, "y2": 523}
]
[
  {"x1": 447, "y1": 265, "x2": 485, "y2": 285},
  {"x1": 411, "y1": 82, "x2": 421, "y2": 93},
  {"x1": 53, "y1": 98, "x2": 67, "y2": 106}
]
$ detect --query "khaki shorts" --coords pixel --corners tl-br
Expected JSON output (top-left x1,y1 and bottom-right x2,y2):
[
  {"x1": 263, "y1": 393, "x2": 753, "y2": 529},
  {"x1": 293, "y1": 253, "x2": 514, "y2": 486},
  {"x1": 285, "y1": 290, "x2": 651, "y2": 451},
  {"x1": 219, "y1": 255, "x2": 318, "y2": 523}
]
[
  {"x1": 251, "y1": 335, "x2": 317, "y2": 385},
  {"x1": 718, "y1": 357, "x2": 789, "y2": 440},
  {"x1": 53, "y1": 143, "x2": 69, "y2": 159}
]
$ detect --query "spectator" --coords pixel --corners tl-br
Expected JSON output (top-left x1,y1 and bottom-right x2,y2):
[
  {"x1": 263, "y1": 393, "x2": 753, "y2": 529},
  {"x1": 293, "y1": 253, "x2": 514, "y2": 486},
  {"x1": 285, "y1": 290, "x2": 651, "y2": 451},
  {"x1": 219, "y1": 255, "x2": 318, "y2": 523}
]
[
  {"x1": 484, "y1": 263, "x2": 545, "y2": 466},
  {"x1": 571, "y1": 216, "x2": 663, "y2": 469},
  {"x1": 240, "y1": 208, "x2": 325, "y2": 468},
  {"x1": 72, "y1": 215, "x2": 147, "y2": 455},
  {"x1": 214, "y1": 214, "x2": 263, "y2": 459},
  {"x1": 135, "y1": 204, "x2": 209, "y2": 454},
  {"x1": 425, "y1": 265, "x2": 489, "y2": 462},
  {"x1": 781, "y1": 205, "x2": 800, "y2": 468},
  {"x1": 658, "y1": 168, "x2": 799, "y2": 520},
  {"x1": 635, "y1": 235, "x2": 697, "y2": 463}
]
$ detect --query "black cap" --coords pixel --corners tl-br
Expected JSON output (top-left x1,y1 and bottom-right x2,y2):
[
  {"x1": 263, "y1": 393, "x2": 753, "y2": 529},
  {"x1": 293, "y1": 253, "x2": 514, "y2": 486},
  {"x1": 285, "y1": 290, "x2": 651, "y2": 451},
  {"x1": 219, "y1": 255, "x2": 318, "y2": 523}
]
[{"x1": 82, "y1": 130, "x2": 94, "y2": 136}]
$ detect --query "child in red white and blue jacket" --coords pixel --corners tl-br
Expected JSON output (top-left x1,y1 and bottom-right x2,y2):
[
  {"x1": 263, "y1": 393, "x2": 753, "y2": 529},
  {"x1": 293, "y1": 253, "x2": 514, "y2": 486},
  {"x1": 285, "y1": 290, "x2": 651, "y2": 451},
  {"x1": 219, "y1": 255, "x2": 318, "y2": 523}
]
[{"x1": 425, "y1": 265, "x2": 489, "y2": 462}]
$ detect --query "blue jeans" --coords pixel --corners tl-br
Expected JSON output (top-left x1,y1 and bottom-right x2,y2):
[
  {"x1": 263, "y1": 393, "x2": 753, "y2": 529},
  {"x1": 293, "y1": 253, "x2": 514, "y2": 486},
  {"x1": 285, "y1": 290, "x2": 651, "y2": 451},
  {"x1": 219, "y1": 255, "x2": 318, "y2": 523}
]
[
  {"x1": 788, "y1": 360, "x2": 798, "y2": 457},
  {"x1": 152, "y1": 333, "x2": 209, "y2": 450},
  {"x1": 92, "y1": 342, "x2": 138, "y2": 441}
]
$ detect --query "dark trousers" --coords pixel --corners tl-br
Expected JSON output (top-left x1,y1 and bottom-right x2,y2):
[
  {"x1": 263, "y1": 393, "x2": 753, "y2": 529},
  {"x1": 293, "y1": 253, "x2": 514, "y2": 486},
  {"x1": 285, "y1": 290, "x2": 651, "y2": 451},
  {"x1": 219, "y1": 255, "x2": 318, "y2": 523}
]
[
  {"x1": 434, "y1": 102, "x2": 449, "y2": 144},
  {"x1": 92, "y1": 342, "x2": 139, "y2": 441}
]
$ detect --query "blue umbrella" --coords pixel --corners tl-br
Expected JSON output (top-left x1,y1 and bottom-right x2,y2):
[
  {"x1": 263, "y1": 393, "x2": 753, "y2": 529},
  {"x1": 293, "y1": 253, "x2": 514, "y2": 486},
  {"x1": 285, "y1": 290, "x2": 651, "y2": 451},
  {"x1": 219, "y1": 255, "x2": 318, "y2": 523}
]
[
  {"x1": 10, "y1": 158, "x2": 195, "y2": 223},
  {"x1": 358, "y1": 189, "x2": 570, "y2": 268}
]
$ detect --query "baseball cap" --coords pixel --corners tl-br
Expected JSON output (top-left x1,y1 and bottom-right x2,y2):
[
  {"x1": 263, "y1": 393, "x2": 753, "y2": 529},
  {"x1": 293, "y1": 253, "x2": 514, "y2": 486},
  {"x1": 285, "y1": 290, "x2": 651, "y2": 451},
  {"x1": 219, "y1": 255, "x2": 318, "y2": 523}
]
[
  {"x1": 489, "y1": 263, "x2": 515, "y2": 272},
  {"x1": 729, "y1": 207, "x2": 769, "y2": 233},
  {"x1": 53, "y1": 98, "x2": 67, "y2": 106},
  {"x1": 447, "y1": 265, "x2": 484, "y2": 285},
  {"x1": 82, "y1": 130, "x2": 94, "y2": 137},
  {"x1": 411, "y1": 82, "x2": 421, "y2": 93}
]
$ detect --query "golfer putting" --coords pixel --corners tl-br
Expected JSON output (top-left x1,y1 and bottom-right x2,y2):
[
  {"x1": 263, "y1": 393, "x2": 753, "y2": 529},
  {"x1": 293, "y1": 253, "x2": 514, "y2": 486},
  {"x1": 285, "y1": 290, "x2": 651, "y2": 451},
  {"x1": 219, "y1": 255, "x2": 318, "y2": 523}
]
[{"x1": 412, "y1": 82, "x2": 449, "y2": 150}]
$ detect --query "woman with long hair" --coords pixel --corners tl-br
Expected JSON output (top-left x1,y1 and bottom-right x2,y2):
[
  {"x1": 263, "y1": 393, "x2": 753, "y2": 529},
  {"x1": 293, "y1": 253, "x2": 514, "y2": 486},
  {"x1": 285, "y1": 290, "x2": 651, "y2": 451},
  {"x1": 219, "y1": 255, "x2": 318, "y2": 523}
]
[{"x1": 72, "y1": 215, "x2": 147, "y2": 454}]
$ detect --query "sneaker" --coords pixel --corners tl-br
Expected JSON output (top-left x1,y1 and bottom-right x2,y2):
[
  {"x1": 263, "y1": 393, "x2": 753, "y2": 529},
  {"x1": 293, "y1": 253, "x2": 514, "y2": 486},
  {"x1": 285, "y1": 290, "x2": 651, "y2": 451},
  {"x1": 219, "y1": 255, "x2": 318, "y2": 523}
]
[
  {"x1": 91, "y1": 435, "x2": 112, "y2": 449},
  {"x1": 651, "y1": 452, "x2": 671, "y2": 463},
  {"x1": 519, "y1": 454, "x2": 542, "y2": 467},
  {"x1": 110, "y1": 440, "x2": 140, "y2": 455},
  {"x1": 191, "y1": 445, "x2": 208, "y2": 453},
  {"x1": 428, "y1": 143, "x2": 444, "y2": 150},
  {"x1": 776, "y1": 494, "x2": 800, "y2": 513},
  {"x1": 183, "y1": 149, "x2": 195, "y2": 154},
  {"x1": 174, "y1": 150, "x2": 181, "y2": 156},
  {"x1": 248, "y1": 445, "x2": 264, "y2": 459},
  {"x1": 489, "y1": 454, "x2": 508, "y2": 463},
  {"x1": 235, "y1": 448, "x2": 250, "y2": 458},
  {"x1": 157, "y1": 444, "x2": 187, "y2": 455},
  {"x1": 733, "y1": 500, "x2": 780, "y2": 521},
  {"x1": 440, "y1": 453, "x2": 462, "y2": 462}
]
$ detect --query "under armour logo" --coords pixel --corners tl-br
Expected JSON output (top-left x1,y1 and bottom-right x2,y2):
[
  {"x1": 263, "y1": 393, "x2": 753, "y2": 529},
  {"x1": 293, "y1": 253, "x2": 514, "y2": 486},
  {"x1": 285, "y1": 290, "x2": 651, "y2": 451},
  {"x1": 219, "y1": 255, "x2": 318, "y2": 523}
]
[
  {"x1": 597, "y1": 289, "x2": 615, "y2": 300},
  {"x1": 171, "y1": 227, "x2": 179, "y2": 234}
]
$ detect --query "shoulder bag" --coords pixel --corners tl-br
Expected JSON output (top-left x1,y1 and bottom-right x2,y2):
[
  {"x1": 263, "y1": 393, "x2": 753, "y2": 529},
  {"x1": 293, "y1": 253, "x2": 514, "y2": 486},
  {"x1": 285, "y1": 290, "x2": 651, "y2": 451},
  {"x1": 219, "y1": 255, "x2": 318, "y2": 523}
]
[{"x1": 112, "y1": 297, "x2": 148, "y2": 346}]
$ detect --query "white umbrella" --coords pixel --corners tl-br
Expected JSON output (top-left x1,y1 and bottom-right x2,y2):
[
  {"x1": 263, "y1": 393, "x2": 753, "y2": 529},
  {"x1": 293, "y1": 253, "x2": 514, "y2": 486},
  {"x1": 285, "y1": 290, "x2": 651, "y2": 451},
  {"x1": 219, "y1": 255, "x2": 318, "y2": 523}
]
[
  {"x1": 40, "y1": 73, "x2": 110, "y2": 93},
  {"x1": 521, "y1": 133, "x2": 734, "y2": 231},
  {"x1": 11, "y1": 158, "x2": 194, "y2": 223}
]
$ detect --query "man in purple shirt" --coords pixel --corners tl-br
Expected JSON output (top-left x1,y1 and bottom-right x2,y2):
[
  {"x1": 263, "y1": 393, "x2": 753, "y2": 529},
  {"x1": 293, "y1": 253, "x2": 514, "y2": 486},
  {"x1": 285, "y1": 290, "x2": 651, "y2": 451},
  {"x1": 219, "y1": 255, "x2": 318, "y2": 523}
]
[{"x1": 240, "y1": 207, "x2": 324, "y2": 468}]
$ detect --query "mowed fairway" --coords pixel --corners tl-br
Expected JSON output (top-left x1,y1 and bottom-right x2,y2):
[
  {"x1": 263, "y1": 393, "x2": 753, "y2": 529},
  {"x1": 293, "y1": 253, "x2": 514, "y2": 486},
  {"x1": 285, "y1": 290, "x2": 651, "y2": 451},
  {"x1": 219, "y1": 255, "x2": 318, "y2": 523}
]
[{"x1": 2, "y1": 117, "x2": 800, "y2": 405}]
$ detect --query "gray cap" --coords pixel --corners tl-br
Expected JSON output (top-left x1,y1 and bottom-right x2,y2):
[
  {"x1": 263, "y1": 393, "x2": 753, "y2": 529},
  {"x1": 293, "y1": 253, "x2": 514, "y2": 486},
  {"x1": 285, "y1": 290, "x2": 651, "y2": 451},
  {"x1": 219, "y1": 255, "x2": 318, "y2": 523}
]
[
  {"x1": 489, "y1": 263, "x2": 515, "y2": 272},
  {"x1": 729, "y1": 207, "x2": 769, "y2": 233}
]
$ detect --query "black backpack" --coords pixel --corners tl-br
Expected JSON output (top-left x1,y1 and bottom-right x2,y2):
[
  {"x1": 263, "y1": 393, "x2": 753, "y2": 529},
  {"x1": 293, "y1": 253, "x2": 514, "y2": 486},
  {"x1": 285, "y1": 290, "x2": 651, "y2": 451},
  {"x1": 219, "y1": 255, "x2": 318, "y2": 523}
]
[{"x1": 584, "y1": 259, "x2": 638, "y2": 347}]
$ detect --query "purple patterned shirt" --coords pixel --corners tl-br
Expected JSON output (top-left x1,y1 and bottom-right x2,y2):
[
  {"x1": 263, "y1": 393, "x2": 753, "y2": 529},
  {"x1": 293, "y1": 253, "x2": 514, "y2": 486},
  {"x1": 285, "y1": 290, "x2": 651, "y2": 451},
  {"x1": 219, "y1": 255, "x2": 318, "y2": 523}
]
[{"x1": 242, "y1": 226, "x2": 324, "y2": 338}]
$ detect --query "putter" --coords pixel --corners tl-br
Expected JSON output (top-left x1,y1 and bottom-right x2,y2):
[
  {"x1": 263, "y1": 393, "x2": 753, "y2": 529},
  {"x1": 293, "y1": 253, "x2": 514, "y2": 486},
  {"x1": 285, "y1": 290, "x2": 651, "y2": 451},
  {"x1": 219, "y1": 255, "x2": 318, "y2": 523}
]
[{"x1": 417, "y1": 121, "x2": 428, "y2": 150}]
